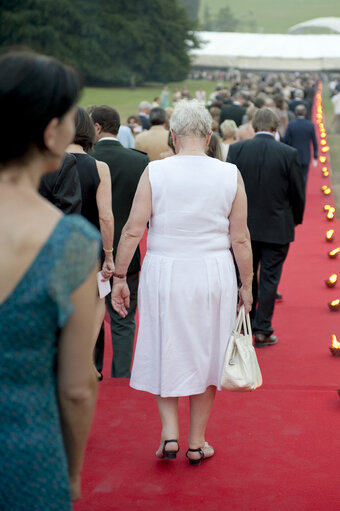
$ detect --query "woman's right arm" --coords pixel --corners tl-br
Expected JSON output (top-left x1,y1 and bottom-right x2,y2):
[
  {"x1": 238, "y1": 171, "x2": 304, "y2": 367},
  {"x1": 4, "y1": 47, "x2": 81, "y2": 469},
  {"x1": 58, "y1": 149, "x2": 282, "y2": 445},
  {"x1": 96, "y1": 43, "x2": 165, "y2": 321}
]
[
  {"x1": 229, "y1": 170, "x2": 253, "y2": 314},
  {"x1": 57, "y1": 264, "x2": 99, "y2": 501},
  {"x1": 96, "y1": 161, "x2": 114, "y2": 279}
]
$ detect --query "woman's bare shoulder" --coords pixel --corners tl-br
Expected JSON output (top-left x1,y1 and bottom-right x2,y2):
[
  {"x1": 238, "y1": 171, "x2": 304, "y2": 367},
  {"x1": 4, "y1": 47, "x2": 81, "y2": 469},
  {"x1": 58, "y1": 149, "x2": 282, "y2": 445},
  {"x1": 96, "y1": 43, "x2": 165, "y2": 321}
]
[{"x1": 0, "y1": 187, "x2": 63, "y2": 303}]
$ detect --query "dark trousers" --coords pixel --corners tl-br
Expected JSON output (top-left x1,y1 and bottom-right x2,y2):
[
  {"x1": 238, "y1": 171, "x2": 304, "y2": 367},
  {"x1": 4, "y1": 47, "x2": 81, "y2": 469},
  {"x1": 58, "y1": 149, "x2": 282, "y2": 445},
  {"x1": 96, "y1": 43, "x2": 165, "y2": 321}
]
[
  {"x1": 250, "y1": 241, "x2": 289, "y2": 336},
  {"x1": 94, "y1": 272, "x2": 139, "y2": 378},
  {"x1": 301, "y1": 163, "x2": 309, "y2": 186}
]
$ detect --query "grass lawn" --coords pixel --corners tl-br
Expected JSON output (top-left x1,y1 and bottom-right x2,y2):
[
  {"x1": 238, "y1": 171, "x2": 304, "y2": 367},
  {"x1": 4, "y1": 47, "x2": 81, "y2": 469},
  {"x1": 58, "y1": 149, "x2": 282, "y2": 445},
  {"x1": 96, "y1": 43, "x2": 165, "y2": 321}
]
[
  {"x1": 198, "y1": 0, "x2": 340, "y2": 34},
  {"x1": 79, "y1": 80, "x2": 224, "y2": 123},
  {"x1": 322, "y1": 85, "x2": 340, "y2": 217}
]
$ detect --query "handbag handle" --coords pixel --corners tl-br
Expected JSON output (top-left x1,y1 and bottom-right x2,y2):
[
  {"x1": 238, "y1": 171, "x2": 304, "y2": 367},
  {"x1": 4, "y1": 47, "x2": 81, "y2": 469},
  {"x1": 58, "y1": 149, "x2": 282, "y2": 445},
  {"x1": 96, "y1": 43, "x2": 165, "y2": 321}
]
[{"x1": 234, "y1": 305, "x2": 252, "y2": 337}]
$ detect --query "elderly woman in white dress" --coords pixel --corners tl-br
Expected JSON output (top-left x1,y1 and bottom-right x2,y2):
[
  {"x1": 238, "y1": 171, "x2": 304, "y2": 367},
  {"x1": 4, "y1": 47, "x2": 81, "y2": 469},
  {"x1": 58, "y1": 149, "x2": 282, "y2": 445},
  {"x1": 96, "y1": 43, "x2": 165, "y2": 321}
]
[{"x1": 111, "y1": 100, "x2": 253, "y2": 466}]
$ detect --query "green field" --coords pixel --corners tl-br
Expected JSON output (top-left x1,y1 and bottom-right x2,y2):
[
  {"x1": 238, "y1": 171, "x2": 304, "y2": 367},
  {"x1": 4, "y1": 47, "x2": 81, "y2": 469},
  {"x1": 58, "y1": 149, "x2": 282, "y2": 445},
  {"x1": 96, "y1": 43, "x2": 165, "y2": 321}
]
[
  {"x1": 198, "y1": 0, "x2": 340, "y2": 34},
  {"x1": 79, "y1": 80, "x2": 223, "y2": 122}
]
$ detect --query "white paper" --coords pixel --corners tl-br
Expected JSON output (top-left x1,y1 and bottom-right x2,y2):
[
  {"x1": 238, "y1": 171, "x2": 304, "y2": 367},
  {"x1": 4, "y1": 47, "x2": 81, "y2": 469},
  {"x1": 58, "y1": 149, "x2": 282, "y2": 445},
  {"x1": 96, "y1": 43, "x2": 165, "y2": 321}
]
[{"x1": 97, "y1": 271, "x2": 111, "y2": 299}]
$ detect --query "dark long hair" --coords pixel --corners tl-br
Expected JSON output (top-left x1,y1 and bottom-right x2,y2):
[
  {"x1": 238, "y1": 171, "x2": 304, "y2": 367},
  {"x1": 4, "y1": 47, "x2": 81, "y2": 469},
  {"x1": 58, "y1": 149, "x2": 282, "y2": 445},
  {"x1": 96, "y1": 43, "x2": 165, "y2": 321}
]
[
  {"x1": 74, "y1": 106, "x2": 95, "y2": 152},
  {"x1": 0, "y1": 51, "x2": 81, "y2": 165}
]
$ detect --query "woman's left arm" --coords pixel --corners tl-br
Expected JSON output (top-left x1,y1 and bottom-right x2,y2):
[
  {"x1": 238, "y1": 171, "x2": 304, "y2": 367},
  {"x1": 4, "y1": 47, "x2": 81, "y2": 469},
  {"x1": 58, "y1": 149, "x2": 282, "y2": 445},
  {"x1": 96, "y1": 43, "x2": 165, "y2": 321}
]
[
  {"x1": 111, "y1": 166, "x2": 152, "y2": 317},
  {"x1": 96, "y1": 160, "x2": 115, "y2": 279}
]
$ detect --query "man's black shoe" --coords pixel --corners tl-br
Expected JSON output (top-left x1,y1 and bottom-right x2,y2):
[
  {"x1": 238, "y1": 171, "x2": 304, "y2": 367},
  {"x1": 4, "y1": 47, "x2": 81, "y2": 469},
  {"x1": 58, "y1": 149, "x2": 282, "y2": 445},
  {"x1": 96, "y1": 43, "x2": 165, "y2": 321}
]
[{"x1": 254, "y1": 334, "x2": 278, "y2": 348}]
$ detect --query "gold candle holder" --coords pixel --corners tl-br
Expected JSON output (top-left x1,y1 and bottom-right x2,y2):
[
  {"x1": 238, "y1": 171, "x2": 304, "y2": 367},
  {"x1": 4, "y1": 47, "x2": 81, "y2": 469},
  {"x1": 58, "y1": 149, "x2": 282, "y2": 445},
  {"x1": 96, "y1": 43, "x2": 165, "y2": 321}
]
[
  {"x1": 325, "y1": 229, "x2": 335, "y2": 241},
  {"x1": 325, "y1": 273, "x2": 337, "y2": 287},
  {"x1": 328, "y1": 247, "x2": 340, "y2": 258},
  {"x1": 329, "y1": 334, "x2": 340, "y2": 355},
  {"x1": 328, "y1": 299, "x2": 340, "y2": 311},
  {"x1": 327, "y1": 209, "x2": 335, "y2": 221}
]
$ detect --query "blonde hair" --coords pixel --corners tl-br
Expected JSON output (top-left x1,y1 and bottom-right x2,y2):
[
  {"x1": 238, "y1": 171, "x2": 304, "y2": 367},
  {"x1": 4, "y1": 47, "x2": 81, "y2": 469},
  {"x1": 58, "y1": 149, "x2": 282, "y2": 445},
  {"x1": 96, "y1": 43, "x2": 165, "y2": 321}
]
[{"x1": 220, "y1": 119, "x2": 237, "y2": 139}]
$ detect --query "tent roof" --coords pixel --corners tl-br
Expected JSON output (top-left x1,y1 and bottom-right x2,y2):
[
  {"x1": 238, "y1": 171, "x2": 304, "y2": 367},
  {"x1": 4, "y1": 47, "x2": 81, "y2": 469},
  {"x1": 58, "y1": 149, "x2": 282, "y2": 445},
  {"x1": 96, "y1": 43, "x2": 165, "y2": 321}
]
[
  {"x1": 288, "y1": 17, "x2": 340, "y2": 34},
  {"x1": 191, "y1": 32, "x2": 340, "y2": 71}
]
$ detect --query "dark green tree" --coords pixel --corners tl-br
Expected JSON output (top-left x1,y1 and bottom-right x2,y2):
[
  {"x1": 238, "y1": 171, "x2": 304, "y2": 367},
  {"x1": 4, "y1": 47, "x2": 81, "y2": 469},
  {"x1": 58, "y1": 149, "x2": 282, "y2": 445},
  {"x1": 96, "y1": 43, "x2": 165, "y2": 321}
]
[
  {"x1": 200, "y1": 4, "x2": 239, "y2": 32},
  {"x1": 0, "y1": 0, "x2": 198, "y2": 85},
  {"x1": 177, "y1": 0, "x2": 200, "y2": 22},
  {"x1": 201, "y1": 5, "x2": 213, "y2": 31},
  {"x1": 211, "y1": 6, "x2": 239, "y2": 32}
]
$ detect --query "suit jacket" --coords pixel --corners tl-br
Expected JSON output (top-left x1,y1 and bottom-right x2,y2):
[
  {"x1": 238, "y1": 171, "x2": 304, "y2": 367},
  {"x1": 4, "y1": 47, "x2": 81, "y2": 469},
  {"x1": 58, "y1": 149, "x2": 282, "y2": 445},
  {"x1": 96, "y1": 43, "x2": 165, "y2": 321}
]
[
  {"x1": 282, "y1": 118, "x2": 318, "y2": 165},
  {"x1": 139, "y1": 114, "x2": 150, "y2": 130},
  {"x1": 39, "y1": 153, "x2": 82, "y2": 214},
  {"x1": 220, "y1": 103, "x2": 246, "y2": 127},
  {"x1": 227, "y1": 133, "x2": 305, "y2": 244},
  {"x1": 288, "y1": 99, "x2": 311, "y2": 119},
  {"x1": 135, "y1": 125, "x2": 170, "y2": 161},
  {"x1": 92, "y1": 139, "x2": 149, "y2": 274}
]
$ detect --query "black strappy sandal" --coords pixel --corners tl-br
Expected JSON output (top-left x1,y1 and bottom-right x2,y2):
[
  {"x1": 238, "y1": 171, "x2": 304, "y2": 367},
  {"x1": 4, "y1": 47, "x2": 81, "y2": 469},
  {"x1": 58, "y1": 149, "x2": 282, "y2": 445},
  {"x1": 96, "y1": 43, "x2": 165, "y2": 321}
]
[
  {"x1": 186, "y1": 447, "x2": 204, "y2": 466},
  {"x1": 161, "y1": 439, "x2": 180, "y2": 459}
]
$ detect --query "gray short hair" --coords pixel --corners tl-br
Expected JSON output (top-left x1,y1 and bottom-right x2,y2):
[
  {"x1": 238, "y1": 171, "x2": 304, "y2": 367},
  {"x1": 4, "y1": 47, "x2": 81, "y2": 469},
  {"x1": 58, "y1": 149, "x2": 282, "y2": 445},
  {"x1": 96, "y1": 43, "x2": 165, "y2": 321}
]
[
  {"x1": 170, "y1": 99, "x2": 212, "y2": 137},
  {"x1": 139, "y1": 101, "x2": 151, "y2": 110}
]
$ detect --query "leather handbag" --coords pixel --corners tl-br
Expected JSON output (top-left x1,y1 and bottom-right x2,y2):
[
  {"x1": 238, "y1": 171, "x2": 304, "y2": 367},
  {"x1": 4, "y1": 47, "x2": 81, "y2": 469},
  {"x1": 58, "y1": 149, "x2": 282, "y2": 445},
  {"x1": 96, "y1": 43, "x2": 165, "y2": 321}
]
[{"x1": 221, "y1": 305, "x2": 263, "y2": 392}]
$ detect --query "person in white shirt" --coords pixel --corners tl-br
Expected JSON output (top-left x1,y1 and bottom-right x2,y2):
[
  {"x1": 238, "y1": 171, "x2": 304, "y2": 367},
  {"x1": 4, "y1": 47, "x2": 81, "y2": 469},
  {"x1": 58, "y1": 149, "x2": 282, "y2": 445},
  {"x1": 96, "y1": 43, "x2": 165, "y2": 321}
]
[
  {"x1": 195, "y1": 88, "x2": 206, "y2": 105},
  {"x1": 331, "y1": 90, "x2": 340, "y2": 134},
  {"x1": 117, "y1": 125, "x2": 135, "y2": 148}
]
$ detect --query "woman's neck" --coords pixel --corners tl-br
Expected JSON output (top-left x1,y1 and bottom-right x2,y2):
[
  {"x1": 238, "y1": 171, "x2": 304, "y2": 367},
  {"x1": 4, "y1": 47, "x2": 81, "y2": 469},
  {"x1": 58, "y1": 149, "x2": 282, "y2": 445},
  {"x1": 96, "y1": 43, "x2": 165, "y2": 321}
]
[
  {"x1": 176, "y1": 136, "x2": 207, "y2": 156},
  {"x1": 67, "y1": 143, "x2": 86, "y2": 154},
  {"x1": 0, "y1": 158, "x2": 45, "y2": 190},
  {"x1": 224, "y1": 137, "x2": 235, "y2": 145}
]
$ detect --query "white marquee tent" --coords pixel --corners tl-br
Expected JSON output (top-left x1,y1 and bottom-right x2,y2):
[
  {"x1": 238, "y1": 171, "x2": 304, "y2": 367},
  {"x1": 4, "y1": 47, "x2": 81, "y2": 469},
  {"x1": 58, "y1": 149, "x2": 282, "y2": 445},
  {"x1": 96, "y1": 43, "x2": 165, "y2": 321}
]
[
  {"x1": 288, "y1": 17, "x2": 340, "y2": 34},
  {"x1": 191, "y1": 31, "x2": 340, "y2": 71}
]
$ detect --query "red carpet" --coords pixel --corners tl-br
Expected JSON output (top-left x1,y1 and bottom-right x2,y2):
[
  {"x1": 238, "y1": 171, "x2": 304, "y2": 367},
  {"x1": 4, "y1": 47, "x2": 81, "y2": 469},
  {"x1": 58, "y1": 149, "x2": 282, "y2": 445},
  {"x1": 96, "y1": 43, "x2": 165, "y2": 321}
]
[{"x1": 74, "y1": 93, "x2": 340, "y2": 511}]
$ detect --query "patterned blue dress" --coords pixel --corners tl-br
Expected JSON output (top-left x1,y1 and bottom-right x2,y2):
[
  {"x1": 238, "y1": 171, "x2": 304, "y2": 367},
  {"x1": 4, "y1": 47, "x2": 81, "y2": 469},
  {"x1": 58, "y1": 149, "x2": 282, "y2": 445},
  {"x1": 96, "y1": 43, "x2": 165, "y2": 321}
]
[{"x1": 0, "y1": 215, "x2": 100, "y2": 510}]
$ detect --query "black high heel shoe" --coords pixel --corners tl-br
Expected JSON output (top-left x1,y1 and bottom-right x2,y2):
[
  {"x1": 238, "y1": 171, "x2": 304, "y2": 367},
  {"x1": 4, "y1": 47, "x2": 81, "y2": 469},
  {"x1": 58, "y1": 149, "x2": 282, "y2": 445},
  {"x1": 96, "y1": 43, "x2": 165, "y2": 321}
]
[
  {"x1": 186, "y1": 447, "x2": 204, "y2": 466},
  {"x1": 157, "y1": 439, "x2": 180, "y2": 459},
  {"x1": 186, "y1": 443, "x2": 214, "y2": 466}
]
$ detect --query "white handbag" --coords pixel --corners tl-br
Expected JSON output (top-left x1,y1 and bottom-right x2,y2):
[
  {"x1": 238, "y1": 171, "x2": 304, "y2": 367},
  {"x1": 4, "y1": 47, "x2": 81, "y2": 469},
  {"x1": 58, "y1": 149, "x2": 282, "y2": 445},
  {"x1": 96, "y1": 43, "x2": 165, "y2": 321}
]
[{"x1": 221, "y1": 305, "x2": 263, "y2": 392}]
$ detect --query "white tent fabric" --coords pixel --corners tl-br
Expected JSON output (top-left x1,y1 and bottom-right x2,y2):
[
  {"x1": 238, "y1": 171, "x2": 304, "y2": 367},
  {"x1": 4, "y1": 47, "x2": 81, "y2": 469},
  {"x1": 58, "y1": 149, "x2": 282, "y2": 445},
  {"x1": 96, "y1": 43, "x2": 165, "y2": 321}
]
[
  {"x1": 288, "y1": 17, "x2": 340, "y2": 34},
  {"x1": 191, "y1": 32, "x2": 340, "y2": 71}
]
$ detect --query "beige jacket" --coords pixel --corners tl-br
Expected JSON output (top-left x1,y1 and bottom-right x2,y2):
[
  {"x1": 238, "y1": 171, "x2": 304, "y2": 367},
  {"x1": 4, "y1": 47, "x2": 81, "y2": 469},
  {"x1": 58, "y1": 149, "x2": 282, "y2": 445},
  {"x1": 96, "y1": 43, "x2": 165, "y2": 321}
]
[{"x1": 135, "y1": 125, "x2": 170, "y2": 161}]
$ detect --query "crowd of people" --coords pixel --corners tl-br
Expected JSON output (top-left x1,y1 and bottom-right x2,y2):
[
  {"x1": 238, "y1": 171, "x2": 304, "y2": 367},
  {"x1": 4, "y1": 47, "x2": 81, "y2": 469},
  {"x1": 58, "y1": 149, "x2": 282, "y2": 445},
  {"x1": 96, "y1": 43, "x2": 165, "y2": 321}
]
[{"x1": 1, "y1": 50, "x2": 327, "y2": 507}]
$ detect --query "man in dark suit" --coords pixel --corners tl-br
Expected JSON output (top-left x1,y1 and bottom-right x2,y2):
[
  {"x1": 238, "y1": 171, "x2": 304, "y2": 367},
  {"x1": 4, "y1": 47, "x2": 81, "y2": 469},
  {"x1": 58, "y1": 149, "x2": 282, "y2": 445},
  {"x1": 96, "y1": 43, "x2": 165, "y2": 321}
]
[
  {"x1": 138, "y1": 101, "x2": 151, "y2": 130},
  {"x1": 227, "y1": 108, "x2": 305, "y2": 347},
  {"x1": 91, "y1": 105, "x2": 149, "y2": 377},
  {"x1": 289, "y1": 89, "x2": 311, "y2": 119},
  {"x1": 219, "y1": 91, "x2": 246, "y2": 127},
  {"x1": 282, "y1": 104, "x2": 318, "y2": 185}
]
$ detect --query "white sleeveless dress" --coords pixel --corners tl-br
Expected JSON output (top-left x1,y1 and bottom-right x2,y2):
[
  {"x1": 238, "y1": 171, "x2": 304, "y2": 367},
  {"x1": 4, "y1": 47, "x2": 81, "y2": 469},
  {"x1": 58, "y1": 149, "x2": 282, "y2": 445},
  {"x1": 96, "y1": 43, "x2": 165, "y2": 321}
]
[{"x1": 130, "y1": 155, "x2": 238, "y2": 397}]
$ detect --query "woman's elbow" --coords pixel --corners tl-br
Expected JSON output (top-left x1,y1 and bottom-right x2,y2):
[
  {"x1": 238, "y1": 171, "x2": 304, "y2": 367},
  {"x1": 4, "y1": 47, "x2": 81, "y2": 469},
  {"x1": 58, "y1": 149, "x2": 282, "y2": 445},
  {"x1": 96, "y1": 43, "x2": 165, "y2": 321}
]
[
  {"x1": 231, "y1": 229, "x2": 251, "y2": 247},
  {"x1": 58, "y1": 378, "x2": 97, "y2": 404},
  {"x1": 99, "y1": 211, "x2": 114, "y2": 224},
  {"x1": 122, "y1": 224, "x2": 145, "y2": 240}
]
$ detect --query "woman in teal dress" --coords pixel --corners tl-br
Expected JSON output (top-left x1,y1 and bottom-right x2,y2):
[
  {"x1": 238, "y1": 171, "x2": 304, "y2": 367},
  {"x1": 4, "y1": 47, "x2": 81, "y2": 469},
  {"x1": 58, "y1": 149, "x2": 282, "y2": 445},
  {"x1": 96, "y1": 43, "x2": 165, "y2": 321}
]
[{"x1": 0, "y1": 52, "x2": 100, "y2": 509}]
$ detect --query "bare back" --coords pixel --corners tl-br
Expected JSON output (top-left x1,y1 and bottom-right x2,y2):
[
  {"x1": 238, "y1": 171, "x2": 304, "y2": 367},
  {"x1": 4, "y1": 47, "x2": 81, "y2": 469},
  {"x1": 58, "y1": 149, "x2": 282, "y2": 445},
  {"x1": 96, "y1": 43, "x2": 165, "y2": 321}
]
[{"x1": 0, "y1": 185, "x2": 62, "y2": 305}]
